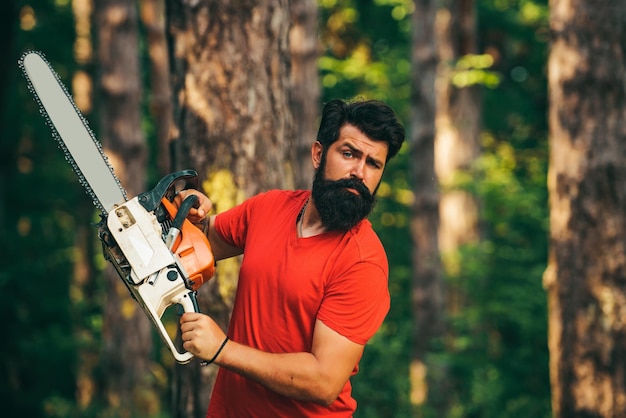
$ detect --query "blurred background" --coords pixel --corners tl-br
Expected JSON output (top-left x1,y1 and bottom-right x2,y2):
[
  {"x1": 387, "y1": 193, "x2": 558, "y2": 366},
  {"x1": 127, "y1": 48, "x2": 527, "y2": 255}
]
[{"x1": 4, "y1": 0, "x2": 617, "y2": 417}]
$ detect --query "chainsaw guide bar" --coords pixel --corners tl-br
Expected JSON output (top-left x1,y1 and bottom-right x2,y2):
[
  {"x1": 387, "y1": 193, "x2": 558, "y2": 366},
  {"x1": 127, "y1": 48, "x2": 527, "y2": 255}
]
[{"x1": 19, "y1": 50, "x2": 127, "y2": 214}]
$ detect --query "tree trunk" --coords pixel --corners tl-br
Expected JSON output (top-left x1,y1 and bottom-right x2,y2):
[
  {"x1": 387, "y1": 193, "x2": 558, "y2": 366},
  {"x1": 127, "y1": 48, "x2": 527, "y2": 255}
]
[
  {"x1": 289, "y1": 0, "x2": 319, "y2": 189},
  {"x1": 434, "y1": 0, "x2": 480, "y2": 257},
  {"x1": 165, "y1": 1, "x2": 294, "y2": 416},
  {"x1": 546, "y1": 1, "x2": 626, "y2": 417},
  {"x1": 425, "y1": 1, "x2": 481, "y2": 411},
  {"x1": 139, "y1": 0, "x2": 175, "y2": 175},
  {"x1": 94, "y1": 0, "x2": 155, "y2": 414},
  {"x1": 410, "y1": 0, "x2": 445, "y2": 414}
]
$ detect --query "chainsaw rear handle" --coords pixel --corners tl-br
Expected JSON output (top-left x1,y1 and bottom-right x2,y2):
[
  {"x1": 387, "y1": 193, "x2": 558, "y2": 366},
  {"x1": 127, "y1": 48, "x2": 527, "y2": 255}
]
[
  {"x1": 170, "y1": 292, "x2": 198, "y2": 363},
  {"x1": 136, "y1": 270, "x2": 200, "y2": 364}
]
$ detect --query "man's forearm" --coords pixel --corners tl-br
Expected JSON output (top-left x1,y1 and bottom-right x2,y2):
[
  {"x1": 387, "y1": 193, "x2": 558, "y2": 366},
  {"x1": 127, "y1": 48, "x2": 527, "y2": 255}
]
[{"x1": 215, "y1": 339, "x2": 342, "y2": 406}]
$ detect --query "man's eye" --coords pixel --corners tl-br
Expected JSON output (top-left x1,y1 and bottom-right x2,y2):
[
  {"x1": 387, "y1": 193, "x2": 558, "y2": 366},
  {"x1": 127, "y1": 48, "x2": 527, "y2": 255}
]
[{"x1": 343, "y1": 151, "x2": 353, "y2": 158}]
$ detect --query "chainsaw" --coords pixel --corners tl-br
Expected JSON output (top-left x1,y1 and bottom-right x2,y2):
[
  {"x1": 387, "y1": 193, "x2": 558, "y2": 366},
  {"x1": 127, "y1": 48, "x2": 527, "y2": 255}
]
[{"x1": 19, "y1": 50, "x2": 215, "y2": 364}]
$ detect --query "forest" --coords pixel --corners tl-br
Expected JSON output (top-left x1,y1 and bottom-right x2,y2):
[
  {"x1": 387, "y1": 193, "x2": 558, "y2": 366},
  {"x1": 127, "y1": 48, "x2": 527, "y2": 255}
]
[{"x1": 1, "y1": 0, "x2": 625, "y2": 417}]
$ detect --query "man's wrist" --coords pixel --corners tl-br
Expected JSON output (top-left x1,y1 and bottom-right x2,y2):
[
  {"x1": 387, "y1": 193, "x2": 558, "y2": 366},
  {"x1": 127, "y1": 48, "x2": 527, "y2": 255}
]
[{"x1": 201, "y1": 336, "x2": 229, "y2": 366}]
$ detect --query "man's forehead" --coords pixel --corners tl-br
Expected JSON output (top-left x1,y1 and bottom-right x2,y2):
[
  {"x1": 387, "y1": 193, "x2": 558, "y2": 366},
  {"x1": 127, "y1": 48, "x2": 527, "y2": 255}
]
[{"x1": 336, "y1": 125, "x2": 389, "y2": 157}]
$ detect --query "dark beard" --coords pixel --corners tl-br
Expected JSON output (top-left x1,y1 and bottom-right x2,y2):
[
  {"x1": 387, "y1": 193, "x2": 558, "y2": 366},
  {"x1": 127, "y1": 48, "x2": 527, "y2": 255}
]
[{"x1": 311, "y1": 171, "x2": 377, "y2": 233}]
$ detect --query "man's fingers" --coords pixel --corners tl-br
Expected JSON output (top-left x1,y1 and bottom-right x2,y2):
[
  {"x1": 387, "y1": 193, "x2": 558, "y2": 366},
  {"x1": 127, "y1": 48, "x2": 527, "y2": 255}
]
[
  {"x1": 189, "y1": 207, "x2": 205, "y2": 218},
  {"x1": 171, "y1": 193, "x2": 209, "y2": 227},
  {"x1": 181, "y1": 312, "x2": 201, "y2": 322},
  {"x1": 177, "y1": 192, "x2": 211, "y2": 222}
]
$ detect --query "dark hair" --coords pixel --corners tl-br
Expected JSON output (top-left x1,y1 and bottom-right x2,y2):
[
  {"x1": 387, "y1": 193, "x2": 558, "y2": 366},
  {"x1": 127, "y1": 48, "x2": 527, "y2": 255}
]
[{"x1": 316, "y1": 98, "x2": 405, "y2": 162}]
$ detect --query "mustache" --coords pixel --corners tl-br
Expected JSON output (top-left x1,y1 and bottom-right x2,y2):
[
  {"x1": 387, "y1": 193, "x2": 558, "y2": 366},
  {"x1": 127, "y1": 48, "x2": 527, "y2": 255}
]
[{"x1": 319, "y1": 177, "x2": 372, "y2": 199}]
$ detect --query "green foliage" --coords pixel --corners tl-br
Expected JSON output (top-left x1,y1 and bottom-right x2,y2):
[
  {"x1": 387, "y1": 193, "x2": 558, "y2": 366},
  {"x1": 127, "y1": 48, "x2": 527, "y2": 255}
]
[
  {"x1": 319, "y1": 0, "x2": 412, "y2": 120},
  {"x1": 452, "y1": 54, "x2": 501, "y2": 89},
  {"x1": 441, "y1": 136, "x2": 551, "y2": 418},
  {"x1": 440, "y1": 1, "x2": 551, "y2": 417}
]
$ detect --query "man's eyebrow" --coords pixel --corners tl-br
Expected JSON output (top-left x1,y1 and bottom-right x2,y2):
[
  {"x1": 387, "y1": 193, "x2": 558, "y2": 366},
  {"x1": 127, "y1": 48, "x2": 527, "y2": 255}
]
[
  {"x1": 342, "y1": 142, "x2": 384, "y2": 168},
  {"x1": 366, "y1": 155, "x2": 384, "y2": 168},
  {"x1": 342, "y1": 143, "x2": 362, "y2": 156}
]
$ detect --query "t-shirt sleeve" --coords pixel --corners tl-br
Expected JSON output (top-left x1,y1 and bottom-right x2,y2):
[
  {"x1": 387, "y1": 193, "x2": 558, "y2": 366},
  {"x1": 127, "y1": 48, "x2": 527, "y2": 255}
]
[
  {"x1": 214, "y1": 194, "x2": 261, "y2": 249},
  {"x1": 317, "y1": 262, "x2": 390, "y2": 346}
]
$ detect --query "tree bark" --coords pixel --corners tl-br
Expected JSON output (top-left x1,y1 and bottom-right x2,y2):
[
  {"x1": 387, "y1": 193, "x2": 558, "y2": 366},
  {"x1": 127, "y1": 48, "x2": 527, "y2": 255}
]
[
  {"x1": 546, "y1": 1, "x2": 626, "y2": 417},
  {"x1": 289, "y1": 0, "x2": 319, "y2": 189},
  {"x1": 410, "y1": 0, "x2": 445, "y2": 414},
  {"x1": 94, "y1": 0, "x2": 155, "y2": 414},
  {"x1": 165, "y1": 1, "x2": 294, "y2": 416}
]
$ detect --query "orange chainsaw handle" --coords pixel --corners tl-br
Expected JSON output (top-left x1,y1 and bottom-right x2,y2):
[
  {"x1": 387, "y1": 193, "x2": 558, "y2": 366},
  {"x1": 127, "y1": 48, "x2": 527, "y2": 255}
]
[{"x1": 161, "y1": 198, "x2": 215, "y2": 290}]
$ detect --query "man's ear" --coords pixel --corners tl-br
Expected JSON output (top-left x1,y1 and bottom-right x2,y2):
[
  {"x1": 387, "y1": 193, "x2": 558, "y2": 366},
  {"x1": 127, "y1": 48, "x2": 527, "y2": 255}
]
[{"x1": 312, "y1": 141, "x2": 323, "y2": 170}]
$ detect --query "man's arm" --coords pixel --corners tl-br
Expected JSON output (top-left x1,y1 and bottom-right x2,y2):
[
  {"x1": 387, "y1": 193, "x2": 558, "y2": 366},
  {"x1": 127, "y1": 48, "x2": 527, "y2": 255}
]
[
  {"x1": 206, "y1": 214, "x2": 243, "y2": 260},
  {"x1": 180, "y1": 313, "x2": 364, "y2": 405}
]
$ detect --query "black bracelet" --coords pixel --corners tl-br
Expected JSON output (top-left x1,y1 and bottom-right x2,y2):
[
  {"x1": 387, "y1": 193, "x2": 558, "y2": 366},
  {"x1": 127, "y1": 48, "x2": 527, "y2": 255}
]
[{"x1": 204, "y1": 336, "x2": 229, "y2": 365}]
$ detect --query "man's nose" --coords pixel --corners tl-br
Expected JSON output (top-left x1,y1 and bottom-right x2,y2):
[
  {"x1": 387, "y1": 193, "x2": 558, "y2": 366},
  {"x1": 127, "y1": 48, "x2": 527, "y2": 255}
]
[{"x1": 350, "y1": 159, "x2": 365, "y2": 179}]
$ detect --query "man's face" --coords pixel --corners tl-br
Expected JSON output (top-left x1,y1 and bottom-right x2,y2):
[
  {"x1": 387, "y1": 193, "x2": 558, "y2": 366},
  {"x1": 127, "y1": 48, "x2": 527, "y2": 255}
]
[{"x1": 311, "y1": 124, "x2": 389, "y2": 232}]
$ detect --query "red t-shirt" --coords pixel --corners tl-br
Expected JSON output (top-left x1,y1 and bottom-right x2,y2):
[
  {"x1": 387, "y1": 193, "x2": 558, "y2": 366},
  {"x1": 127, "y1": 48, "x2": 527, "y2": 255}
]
[{"x1": 207, "y1": 190, "x2": 390, "y2": 417}]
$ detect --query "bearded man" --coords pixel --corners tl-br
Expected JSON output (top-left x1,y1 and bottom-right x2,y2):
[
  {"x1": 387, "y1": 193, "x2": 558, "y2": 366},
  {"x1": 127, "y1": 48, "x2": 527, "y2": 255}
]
[{"x1": 175, "y1": 98, "x2": 405, "y2": 417}]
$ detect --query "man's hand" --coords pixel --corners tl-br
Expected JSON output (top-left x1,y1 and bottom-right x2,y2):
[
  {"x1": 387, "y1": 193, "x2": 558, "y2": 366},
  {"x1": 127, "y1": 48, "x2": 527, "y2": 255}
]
[
  {"x1": 180, "y1": 312, "x2": 228, "y2": 361},
  {"x1": 172, "y1": 189, "x2": 243, "y2": 262},
  {"x1": 173, "y1": 189, "x2": 213, "y2": 225}
]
